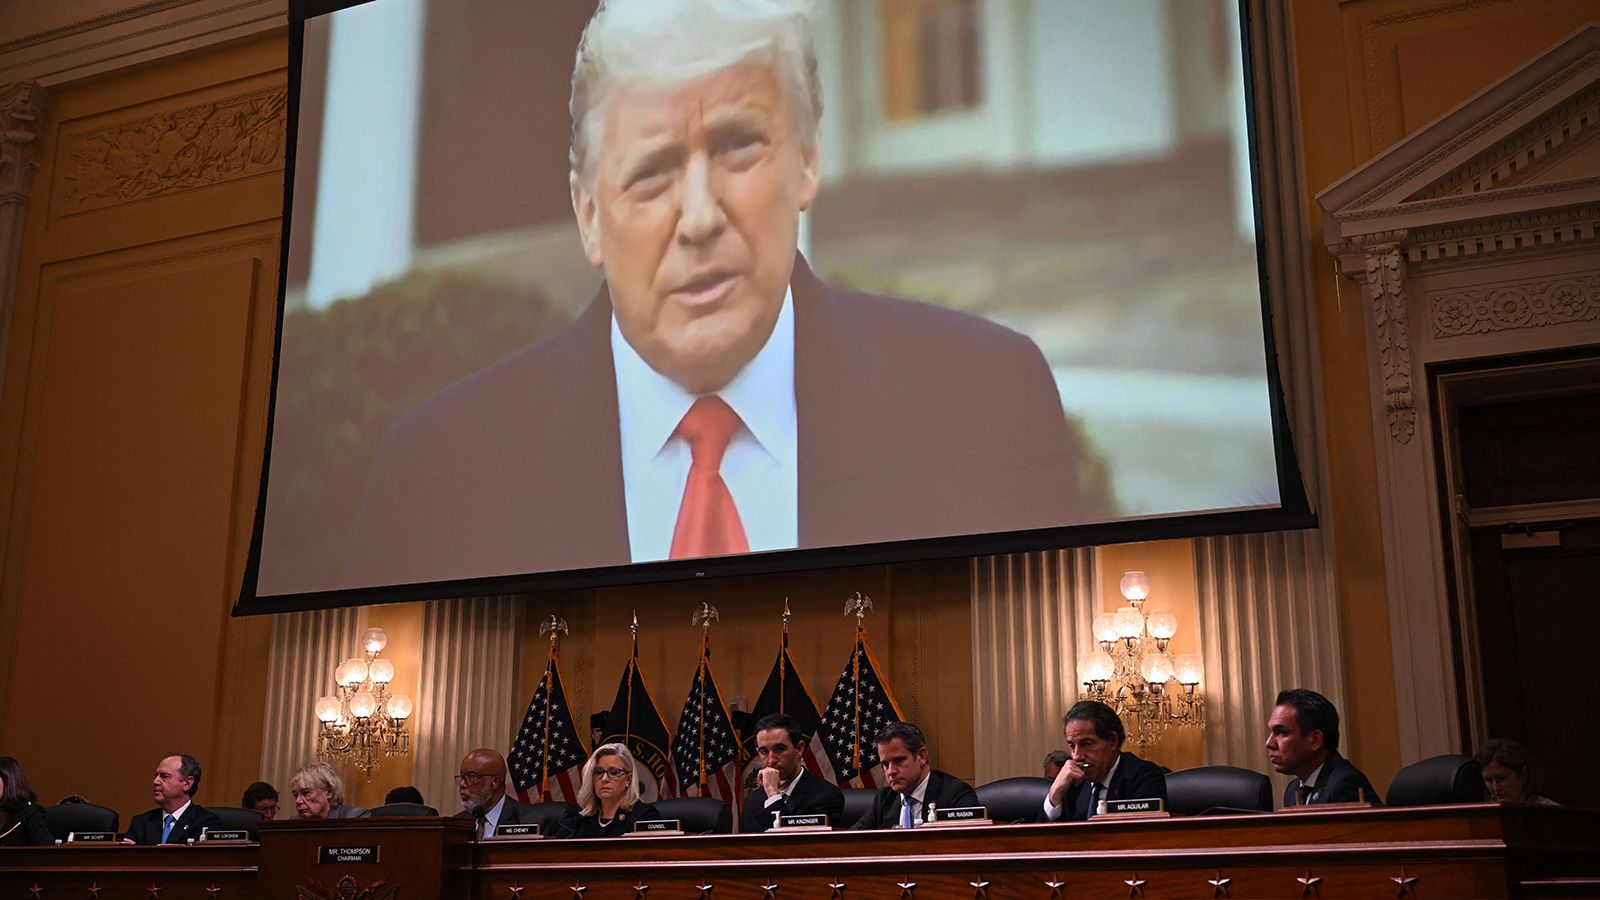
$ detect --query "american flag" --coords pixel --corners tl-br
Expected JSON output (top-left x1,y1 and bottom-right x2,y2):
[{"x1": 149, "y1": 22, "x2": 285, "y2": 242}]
[
  {"x1": 818, "y1": 636, "x2": 904, "y2": 788},
  {"x1": 507, "y1": 654, "x2": 586, "y2": 804},
  {"x1": 667, "y1": 647, "x2": 741, "y2": 813}
]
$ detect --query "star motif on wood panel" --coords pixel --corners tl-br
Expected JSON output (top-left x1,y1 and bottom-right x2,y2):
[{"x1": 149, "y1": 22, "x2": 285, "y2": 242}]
[
  {"x1": 87, "y1": 885, "x2": 103, "y2": 898},
  {"x1": 1391, "y1": 867, "x2": 1418, "y2": 897},
  {"x1": 147, "y1": 883, "x2": 163, "y2": 898},
  {"x1": 1297, "y1": 870, "x2": 1321, "y2": 897},
  {"x1": 1124, "y1": 873, "x2": 1146, "y2": 898},
  {"x1": 206, "y1": 886, "x2": 223, "y2": 898},
  {"x1": 570, "y1": 884, "x2": 587, "y2": 899},
  {"x1": 633, "y1": 881, "x2": 649, "y2": 900},
  {"x1": 507, "y1": 884, "x2": 525, "y2": 899},
  {"x1": 760, "y1": 881, "x2": 779, "y2": 900},
  {"x1": 1045, "y1": 875, "x2": 1067, "y2": 899},
  {"x1": 897, "y1": 880, "x2": 916, "y2": 900},
  {"x1": 696, "y1": 881, "x2": 714, "y2": 900},
  {"x1": 828, "y1": 880, "x2": 846, "y2": 900},
  {"x1": 969, "y1": 879, "x2": 990, "y2": 900},
  {"x1": 28, "y1": 885, "x2": 43, "y2": 899},
  {"x1": 1208, "y1": 871, "x2": 1231, "y2": 898}
]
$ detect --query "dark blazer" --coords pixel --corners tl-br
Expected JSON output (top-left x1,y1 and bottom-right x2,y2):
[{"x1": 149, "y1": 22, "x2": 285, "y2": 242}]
[
  {"x1": 0, "y1": 803, "x2": 54, "y2": 846},
  {"x1": 554, "y1": 801, "x2": 660, "y2": 839},
  {"x1": 1052, "y1": 751, "x2": 1168, "y2": 821},
  {"x1": 850, "y1": 770, "x2": 979, "y2": 830},
  {"x1": 122, "y1": 803, "x2": 223, "y2": 845},
  {"x1": 452, "y1": 796, "x2": 541, "y2": 836},
  {"x1": 344, "y1": 255, "x2": 1094, "y2": 587},
  {"x1": 1283, "y1": 750, "x2": 1381, "y2": 806},
  {"x1": 740, "y1": 769, "x2": 847, "y2": 832}
]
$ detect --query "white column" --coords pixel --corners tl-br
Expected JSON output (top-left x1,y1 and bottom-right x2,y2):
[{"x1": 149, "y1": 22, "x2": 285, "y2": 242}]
[
  {"x1": 411, "y1": 596, "x2": 525, "y2": 811},
  {"x1": 970, "y1": 548, "x2": 1097, "y2": 785}
]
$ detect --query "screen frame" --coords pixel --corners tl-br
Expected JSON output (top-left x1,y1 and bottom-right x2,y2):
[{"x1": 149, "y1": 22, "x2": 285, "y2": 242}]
[{"x1": 235, "y1": 0, "x2": 1316, "y2": 616}]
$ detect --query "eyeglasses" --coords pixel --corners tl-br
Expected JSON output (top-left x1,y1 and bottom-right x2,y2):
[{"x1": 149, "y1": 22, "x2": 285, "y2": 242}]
[
  {"x1": 454, "y1": 772, "x2": 497, "y2": 784},
  {"x1": 595, "y1": 767, "x2": 630, "y2": 780}
]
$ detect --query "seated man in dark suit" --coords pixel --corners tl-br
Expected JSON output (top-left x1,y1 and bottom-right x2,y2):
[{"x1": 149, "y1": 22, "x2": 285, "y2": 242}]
[
  {"x1": 1266, "y1": 688, "x2": 1380, "y2": 806},
  {"x1": 740, "y1": 713, "x2": 845, "y2": 832},
  {"x1": 1042, "y1": 700, "x2": 1166, "y2": 821},
  {"x1": 851, "y1": 722, "x2": 978, "y2": 829},
  {"x1": 452, "y1": 748, "x2": 539, "y2": 839},
  {"x1": 120, "y1": 753, "x2": 223, "y2": 844}
]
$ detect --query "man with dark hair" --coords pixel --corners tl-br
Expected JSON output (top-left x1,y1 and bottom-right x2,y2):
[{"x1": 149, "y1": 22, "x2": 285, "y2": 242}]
[
  {"x1": 739, "y1": 712, "x2": 844, "y2": 832},
  {"x1": 121, "y1": 753, "x2": 223, "y2": 844},
  {"x1": 589, "y1": 712, "x2": 608, "y2": 751},
  {"x1": 850, "y1": 721, "x2": 978, "y2": 830},
  {"x1": 383, "y1": 785, "x2": 426, "y2": 806},
  {"x1": 242, "y1": 781, "x2": 279, "y2": 820},
  {"x1": 1266, "y1": 688, "x2": 1380, "y2": 806},
  {"x1": 1042, "y1": 700, "x2": 1166, "y2": 821},
  {"x1": 1043, "y1": 750, "x2": 1070, "y2": 779}
]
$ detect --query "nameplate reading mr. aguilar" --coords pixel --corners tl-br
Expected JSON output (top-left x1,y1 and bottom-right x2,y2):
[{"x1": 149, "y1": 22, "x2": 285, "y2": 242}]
[
  {"x1": 1105, "y1": 798, "x2": 1164, "y2": 815},
  {"x1": 320, "y1": 846, "x2": 380, "y2": 864}
]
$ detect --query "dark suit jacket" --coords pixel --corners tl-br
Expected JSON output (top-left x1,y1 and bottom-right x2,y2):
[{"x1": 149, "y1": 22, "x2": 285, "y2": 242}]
[
  {"x1": 740, "y1": 769, "x2": 846, "y2": 832},
  {"x1": 344, "y1": 255, "x2": 1093, "y2": 587},
  {"x1": 1283, "y1": 750, "x2": 1381, "y2": 806},
  {"x1": 1052, "y1": 751, "x2": 1168, "y2": 821},
  {"x1": 122, "y1": 802, "x2": 223, "y2": 845},
  {"x1": 554, "y1": 801, "x2": 660, "y2": 839},
  {"x1": 453, "y1": 796, "x2": 540, "y2": 836},
  {"x1": 850, "y1": 770, "x2": 979, "y2": 830},
  {"x1": 0, "y1": 803, "x2": 54, "y2": 846}
]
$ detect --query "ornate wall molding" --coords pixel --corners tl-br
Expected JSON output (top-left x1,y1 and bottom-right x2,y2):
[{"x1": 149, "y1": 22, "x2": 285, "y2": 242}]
[
  {"x1": 1413, "y1": 83, "x2": 1600, "y2": 201},
  {"x1": 1352, "y1": 232, "x2": 1416, "y2": 444},
  {"x1": 0, "y1": 0, "x2": 286, "y2": 87},
  {"x1": 0, "y1": 80, "x2": 45, "y2": 403},
  {"x1": 1430, "y1": 271, "x2": 1600, "y2": 337},
  {"x1": 60, "y1": 84, "x2": 286, "y2": 214},
  {"x1": 1408, "y1": 205, "x2": 1599, "y2": 264}
]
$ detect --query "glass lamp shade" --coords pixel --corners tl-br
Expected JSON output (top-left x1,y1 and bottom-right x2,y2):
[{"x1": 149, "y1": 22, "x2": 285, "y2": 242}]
[
  {"x1": 1140, "y1": 654, "x2": 1175, "y2": 684},
  {"x1": 1113, "y1": 606, "x2": 1145, "y2": 639},
  {"x1": 368, "y1": 658, "x2": 395, "y2": 685},
  {"x1": 1091, "y1": 613, "x2": 1119, "y2": 644},
  {"x1": 1084, "y1": 650, "x2": 1115, "y2": 682},
  {"x1": 314, "y1": 696, "x2": 342, "y2": 724},
  {"x1": 1174, "y1": 653, "x2": 1204, "y2": 686},
  {"x1": 340, "y1": 658, "x2": 369, "y2": 688},
  {"x1": 1119, "y1": 571, "x2": 1151, "y2": 602},
  {"x1": 348, "y1": 690, "x2": 377, "y2": 719},
  {"x1": 388, "y1": 694, "x2": 414, "y2": 721},
  {"x1": 1147, "y1": 611, "x2": 1178, "y2": 640},
  {"x1": 362, "y1": 627, "x2": 389, "y2": 655}
]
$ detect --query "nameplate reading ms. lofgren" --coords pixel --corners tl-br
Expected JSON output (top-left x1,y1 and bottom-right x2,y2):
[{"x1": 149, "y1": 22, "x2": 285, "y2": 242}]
[
  {"x1": 777, "y1": 813, "x2": 829, "y2": 828},
  {"x1": 320, "y1": 846, "x2": 380, "y2": 864},
  {"x1": 199, "y1": 828, "x2": 250, "y2": 842}
]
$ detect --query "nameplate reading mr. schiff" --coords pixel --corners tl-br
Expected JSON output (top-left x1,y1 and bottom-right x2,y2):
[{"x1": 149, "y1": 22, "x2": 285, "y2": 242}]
[
  {"x1": 67, "y1": 831, "x2": 115, "y2": 843},
  {"x1": 320, "y1": 846, "x2": 380, "y2": 864}
]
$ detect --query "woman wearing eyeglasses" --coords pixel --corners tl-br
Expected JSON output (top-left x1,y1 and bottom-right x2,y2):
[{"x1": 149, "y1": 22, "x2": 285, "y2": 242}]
[{"x1": 555, "y1": 743, "x2": 659, "y2": 838}]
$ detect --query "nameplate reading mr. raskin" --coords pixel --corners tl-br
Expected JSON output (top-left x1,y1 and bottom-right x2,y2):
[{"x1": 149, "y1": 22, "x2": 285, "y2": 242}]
[
  {"x1": 320, "y1": 846, "x2": 380, "y2": 864},
  {"x1": 936, "y1": 807, "x2": 988, "y2": 821},
  {"x1": 776, "y1": 813, "x2": 829, "y2": 829},
  {"x1": 1105, "y1": 798, "x2": 1164, "y2": 815}
]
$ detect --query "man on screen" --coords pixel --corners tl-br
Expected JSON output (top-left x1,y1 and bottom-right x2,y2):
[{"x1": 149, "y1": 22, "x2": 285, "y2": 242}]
[{"x1": 344, "y1": 0, "x2": 1091, "y2": 587}]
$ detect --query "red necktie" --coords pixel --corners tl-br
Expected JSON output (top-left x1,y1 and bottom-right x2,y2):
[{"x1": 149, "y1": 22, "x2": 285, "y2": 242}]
[{"x1": 669, "y1": 396, "x2": 750, "y2": 559}]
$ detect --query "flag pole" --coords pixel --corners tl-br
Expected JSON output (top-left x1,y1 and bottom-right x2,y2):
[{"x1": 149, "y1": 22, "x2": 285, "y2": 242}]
[
  {"x1": 844, "y1": 592, "x2": 873, "y2": 778},
  {"x1": 691, "y1": 602, "x2": 719, "y2": 795},
  {"x1": 537, "y1": 614, "x2": 568, "y2": 803},
  {"x1": 626, "y1": 611, "x2": 638, "y2": 750},
  {"x1": 779, "y1": 598, "x2": 791, "y2": 713}
]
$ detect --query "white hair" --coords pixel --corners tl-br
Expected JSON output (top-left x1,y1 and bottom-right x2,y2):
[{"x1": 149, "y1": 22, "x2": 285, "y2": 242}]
[{"x1": 569, "y1": 0, "x2": 822, "y2": 186}]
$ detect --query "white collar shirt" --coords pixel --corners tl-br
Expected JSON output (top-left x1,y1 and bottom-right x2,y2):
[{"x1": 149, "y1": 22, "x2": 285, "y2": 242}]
[{"x1": 481, "y1": 794, "x2": 508, "y2": 837}]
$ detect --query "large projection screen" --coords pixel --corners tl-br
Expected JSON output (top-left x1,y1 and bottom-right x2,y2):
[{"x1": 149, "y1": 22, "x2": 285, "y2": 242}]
[{"x1": 242, "y1": 0, "x2": 1308, "y2": 611}]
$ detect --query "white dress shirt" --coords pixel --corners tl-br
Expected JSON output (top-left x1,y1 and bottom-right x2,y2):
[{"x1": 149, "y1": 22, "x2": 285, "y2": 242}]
[
  {"x1": 764, "y1": 768, "x2": 808, "y2": 809},
  {"x1": 480, "y1": 794, "x2": 508, "y2": 837},
  {"x1": 1042, "y1": 753, "x2": 1122, "y2": 821},
  {"x1": 897, "y1": 771, "x2": 934, "y2": 828},
  {"x1": 612, "y1": 288, "x2": 799, "y2": 562}
]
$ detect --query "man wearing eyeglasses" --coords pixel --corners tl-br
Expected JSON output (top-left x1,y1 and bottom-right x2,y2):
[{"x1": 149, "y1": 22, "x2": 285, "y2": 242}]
[{"x1": 452, "y1": 748, "x2": 541, "y2": 839}]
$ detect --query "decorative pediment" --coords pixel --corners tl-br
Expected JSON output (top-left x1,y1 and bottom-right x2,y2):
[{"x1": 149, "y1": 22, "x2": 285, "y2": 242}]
[{"x1": 1319, "y1": 23, "x2": 1600, "y2": 259}]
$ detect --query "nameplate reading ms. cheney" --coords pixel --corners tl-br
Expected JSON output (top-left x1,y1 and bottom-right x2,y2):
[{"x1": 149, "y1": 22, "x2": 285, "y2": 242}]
[{"x1": 320, "y1": 846, "x2": 380, "y2": 864}]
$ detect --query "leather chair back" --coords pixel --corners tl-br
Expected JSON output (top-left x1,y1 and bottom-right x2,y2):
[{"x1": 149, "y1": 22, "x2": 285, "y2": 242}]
[
  {"x1": 975, "y1": 776, "x2": 1050, "y2": 824},
  {"x1": 651, "y1": 797, "x2": 732, "y2": 834},
  {"x1": 838, "y1": 788, "x2": 878, "y2": 830},
  {"x1": 43, "y1": 801, "x2": 118, "y2": 841},
  {"x1": 367, "y1": 802, "x2": 439, "y2": 817},
  {"x1": 207, "y1": 807, "x2": 265, "y2": 838},
  {"x1": 525, "y1": 802, "x2": 572, "y2": 836},
  {"x1": 1386, "y1": 755, "x2": 1483, "y2": 807},
  {"x1": 1165, "y1": 765, "x2": 1273, "y2": 815}
]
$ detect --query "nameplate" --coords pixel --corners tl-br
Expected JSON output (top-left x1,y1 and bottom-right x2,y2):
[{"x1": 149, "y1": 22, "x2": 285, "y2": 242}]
[
  {"x1": 66, "y1": 831, "x2": 115, "y2": 843},
  {"x1": 491, "y1": 823, "x2": 543, "y2": 839},
  {"x1": 1281, "y1": 800, "x2": 1375, "y2": 812},
  {"x1": 199, "y1": 828, "x2": 250, "y2": 843},
  {"x1": 1096, "y1": 798, "x2": 1169, "y2": 818},
  {"x1": 320, "y1": 845, "x2": 380, "y2": 864},
  {"x1": 933, "y1": 806, "x2": 987, "y2": 822},
  {"x1": 633, "y1": 819, "x2": 681, "y2": 833},
  {"x1": 775, "y1": 813, "x2": 830, "y2": 829}
]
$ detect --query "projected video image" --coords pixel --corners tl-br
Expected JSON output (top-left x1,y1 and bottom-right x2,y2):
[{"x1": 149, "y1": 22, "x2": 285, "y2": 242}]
[{"x1": 256, "y1": 0, "x2": 1279, "y2": 599}]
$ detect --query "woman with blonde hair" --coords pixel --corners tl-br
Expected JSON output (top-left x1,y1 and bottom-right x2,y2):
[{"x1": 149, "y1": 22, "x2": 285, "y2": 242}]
[
  {"x1": 289, "y1": 761, "x2": 369, "y2": 819},
  {"x1": 555, "y1": 743, "x2": 659, "y2": 838}
]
